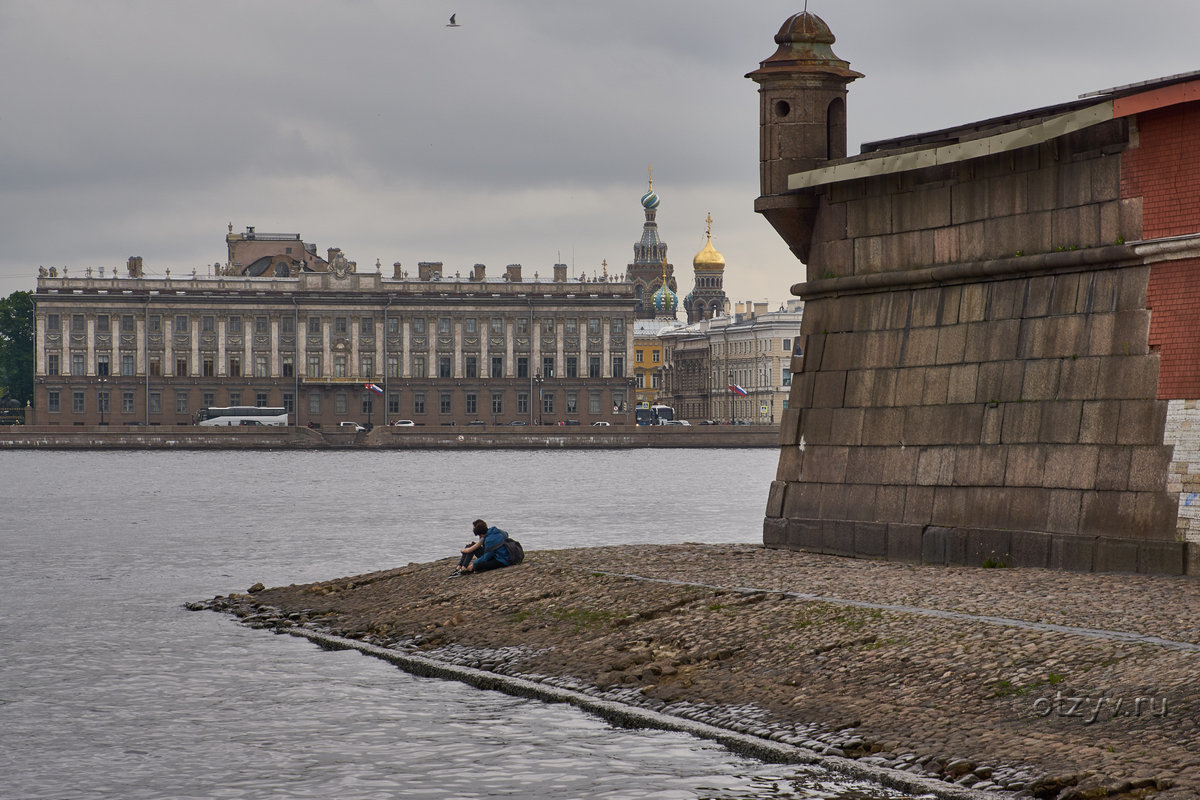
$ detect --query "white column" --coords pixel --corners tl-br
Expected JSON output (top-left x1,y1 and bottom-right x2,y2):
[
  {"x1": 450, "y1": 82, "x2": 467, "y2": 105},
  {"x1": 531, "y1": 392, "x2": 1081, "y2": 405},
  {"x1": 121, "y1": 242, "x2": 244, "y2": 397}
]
[{"x1": 217, "y1": 319, "x2": 227, "y2": 376}]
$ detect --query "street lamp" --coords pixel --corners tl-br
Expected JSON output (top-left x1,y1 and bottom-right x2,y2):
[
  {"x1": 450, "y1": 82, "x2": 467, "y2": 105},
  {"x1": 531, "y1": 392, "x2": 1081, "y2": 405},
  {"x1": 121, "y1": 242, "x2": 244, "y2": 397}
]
[
  {"x1": 534, "y1": 372, "x2": 544, "y2": 425},
  {"x1": 98, "y1": 377, "x2": 108, "y2": 426},
  {"x1": 727, "y1": 370, "x2": 734, "y2": 425}
]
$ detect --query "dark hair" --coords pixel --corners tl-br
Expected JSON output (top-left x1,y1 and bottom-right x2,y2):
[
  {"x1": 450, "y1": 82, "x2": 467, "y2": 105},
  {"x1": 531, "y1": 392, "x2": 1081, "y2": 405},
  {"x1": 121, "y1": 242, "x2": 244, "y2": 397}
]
[{"x1": 472, "y1": 519, "x2": 488, "y2": 536}]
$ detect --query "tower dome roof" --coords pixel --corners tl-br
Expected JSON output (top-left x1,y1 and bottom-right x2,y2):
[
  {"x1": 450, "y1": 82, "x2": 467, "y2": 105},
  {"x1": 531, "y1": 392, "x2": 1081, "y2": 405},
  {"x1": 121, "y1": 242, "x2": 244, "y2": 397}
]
[
  {"x1": 693, "y1": 213, "x2": 725, "y2": 270},
  {"x1": 641, "y1": 187, "x2": 659, "y2": 209},
  {"x1": 746, "y1": 11, "x2": 862, "y2": 80}
]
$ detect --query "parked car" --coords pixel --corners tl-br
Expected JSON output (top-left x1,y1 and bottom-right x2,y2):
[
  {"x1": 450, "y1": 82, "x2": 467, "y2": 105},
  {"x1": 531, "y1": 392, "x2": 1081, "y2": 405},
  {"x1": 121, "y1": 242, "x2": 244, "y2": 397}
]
[
  {"x1": 339, "y1": 421, "x2": 366, "y2": 432},
  {"x1": 508, "y1": 420, "x2": 527, "y2": 426},
  {"x1": 392, "y1": 419, "x2": 416, "y2": 427},
  {"x1": 592, "y1": 421, "x2": 611, "y2": 427},
  {"x1": 663, "y1": 419, "x2": 691, "y2": 426}
]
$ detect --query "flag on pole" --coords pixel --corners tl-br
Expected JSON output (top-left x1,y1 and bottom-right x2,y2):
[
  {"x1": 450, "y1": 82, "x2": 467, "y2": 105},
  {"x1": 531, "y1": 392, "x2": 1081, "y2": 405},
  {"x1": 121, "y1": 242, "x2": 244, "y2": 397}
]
[
  {"x1": 728, "y1": 384, "x2": 748, "y2": 396},
  {"x1": 365, "y1": 383, "x2": 384, "y2": 395}
]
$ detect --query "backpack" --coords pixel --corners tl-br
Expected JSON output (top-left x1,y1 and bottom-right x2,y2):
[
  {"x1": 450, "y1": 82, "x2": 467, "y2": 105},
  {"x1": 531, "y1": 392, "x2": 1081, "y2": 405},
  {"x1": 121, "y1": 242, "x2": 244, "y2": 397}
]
[{"x1": 503, "y1": 537, "x2": 525, "y2": 565}]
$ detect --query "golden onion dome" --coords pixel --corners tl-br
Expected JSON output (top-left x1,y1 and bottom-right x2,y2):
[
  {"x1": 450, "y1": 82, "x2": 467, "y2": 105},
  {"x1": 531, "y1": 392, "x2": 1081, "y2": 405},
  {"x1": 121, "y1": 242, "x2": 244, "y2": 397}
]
[{"x1": 693, "y1": 213, "x2": 725, "y2": 271}]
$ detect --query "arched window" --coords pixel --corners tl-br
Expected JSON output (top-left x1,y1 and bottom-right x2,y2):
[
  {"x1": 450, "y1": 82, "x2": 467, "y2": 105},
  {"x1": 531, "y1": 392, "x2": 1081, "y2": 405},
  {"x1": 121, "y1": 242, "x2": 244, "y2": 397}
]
[{"x1": 827, "y1": 97, "x2": 847, "y2": 160}]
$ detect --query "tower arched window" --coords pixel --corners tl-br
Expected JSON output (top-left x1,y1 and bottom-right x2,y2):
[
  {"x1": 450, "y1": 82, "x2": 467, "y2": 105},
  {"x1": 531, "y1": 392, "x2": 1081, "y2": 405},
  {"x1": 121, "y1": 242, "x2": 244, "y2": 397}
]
[{"x1": 827, "y1": 97, "x2": 847, "y2": 160}]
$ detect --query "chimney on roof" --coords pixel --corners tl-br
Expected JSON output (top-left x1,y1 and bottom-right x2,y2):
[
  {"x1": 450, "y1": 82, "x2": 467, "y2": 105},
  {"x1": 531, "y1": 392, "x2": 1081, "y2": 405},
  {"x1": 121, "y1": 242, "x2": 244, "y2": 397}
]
[
  {"x1": 418, "y1": 261, "x2": 443, "y2": 281},
  {"x1": 553, "y1": 263, "x2": 567, "y2": 282},
  {"x1": 472, "y1": 263, "x2": 486, "y2": 281},
  {"x1": 506, "y1": 264, "x2": 522, "y2": 282}
]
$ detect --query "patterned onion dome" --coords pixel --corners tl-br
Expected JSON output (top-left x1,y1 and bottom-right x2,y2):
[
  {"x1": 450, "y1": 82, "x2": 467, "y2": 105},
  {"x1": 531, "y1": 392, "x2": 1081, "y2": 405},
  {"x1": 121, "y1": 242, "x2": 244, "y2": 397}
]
[
  {"x1": 652, "y1": 281, "x2": 678, "y2": 313},
  {"x1": 641, "y1": 187, "x2": 660, "y2": 209}
]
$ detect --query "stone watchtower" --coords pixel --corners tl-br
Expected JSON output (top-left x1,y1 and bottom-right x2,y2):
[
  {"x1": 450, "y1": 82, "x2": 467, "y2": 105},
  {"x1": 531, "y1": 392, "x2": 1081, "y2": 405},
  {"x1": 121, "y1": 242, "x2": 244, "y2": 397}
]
[
  {"x1": 746, "y1": 12, "x2": 862, "y2": 263},
  {"x1": 749, "y1": 12, "x2": 1200, "y2": 575}
]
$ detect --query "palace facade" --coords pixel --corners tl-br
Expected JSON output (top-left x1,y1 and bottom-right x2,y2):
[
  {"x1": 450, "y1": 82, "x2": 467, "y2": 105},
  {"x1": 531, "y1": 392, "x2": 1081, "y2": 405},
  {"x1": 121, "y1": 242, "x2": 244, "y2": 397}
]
[{"x1": 31, "y1": 251, "x2": 636, "y2": 428}]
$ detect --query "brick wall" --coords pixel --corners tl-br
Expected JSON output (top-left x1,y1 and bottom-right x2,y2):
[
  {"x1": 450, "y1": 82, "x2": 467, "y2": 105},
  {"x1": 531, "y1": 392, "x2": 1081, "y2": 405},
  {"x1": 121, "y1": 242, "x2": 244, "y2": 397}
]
[
  {"x1": 1121, "y1": 103, "x2": 1200, "y2": 239},
  {"x1": 1147, "y1": 257, "x2": 1200, "y2": 398}
]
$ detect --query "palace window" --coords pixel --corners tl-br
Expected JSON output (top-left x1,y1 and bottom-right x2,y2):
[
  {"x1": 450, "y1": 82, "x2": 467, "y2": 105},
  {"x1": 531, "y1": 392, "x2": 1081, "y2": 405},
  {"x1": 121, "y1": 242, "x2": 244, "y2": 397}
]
[
  {"x1": 47, "y1": 353, "x2": 60, "y2": 376},
  {"x1": 48, "y1": 391, "x2": 60, "y2": 412},
  {"x1": 229, "y1": 316, "x2": 243, "y2": 334},
  {"x1": 335, "y1": 393, "x2": 347, "y2": 414},
  {"x1": 413, "y1": 392, "x2": 426, "y2": 415},
  {"x1": 96, "y1": 354, "x2": 110, "y2": 376}
]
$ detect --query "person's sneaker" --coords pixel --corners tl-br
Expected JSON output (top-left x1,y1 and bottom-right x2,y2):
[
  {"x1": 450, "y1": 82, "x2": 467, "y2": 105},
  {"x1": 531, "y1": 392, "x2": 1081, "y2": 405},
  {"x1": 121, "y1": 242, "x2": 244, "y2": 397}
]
[{"x1": 448, "y1": 570, "x2": 462, "y2": 578}]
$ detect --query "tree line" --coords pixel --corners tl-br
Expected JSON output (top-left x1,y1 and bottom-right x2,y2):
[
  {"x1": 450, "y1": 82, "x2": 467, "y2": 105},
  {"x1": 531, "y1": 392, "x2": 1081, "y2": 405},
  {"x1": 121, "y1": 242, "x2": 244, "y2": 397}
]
[{"x1": 0, "y1": 291, "x2": 34, "y2": 409}]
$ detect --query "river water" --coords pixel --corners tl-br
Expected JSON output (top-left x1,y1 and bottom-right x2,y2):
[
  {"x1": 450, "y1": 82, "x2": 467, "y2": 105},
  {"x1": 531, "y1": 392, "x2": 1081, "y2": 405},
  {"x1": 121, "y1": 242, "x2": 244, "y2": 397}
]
[{"x1": 0, "y1": 449, "x2": 916, "y2": 799}]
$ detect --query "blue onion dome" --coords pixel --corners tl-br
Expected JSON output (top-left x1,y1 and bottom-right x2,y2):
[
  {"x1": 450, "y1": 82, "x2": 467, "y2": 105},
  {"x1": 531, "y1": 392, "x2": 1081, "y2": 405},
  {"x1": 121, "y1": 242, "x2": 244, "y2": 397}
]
[
  {"x1": 641, "y1": 187, "x2": 660, "y2": 209},
  {"x1": 653, "y1": 281, "x2": 678, "y2": 312}
]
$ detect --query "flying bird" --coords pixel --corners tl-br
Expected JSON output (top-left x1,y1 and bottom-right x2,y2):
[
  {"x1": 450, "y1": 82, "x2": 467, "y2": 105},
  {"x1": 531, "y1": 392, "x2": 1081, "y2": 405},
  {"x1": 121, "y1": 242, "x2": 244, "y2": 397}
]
[{"x1": 447, "y1": 13, "x2": 460, "y2": 27}]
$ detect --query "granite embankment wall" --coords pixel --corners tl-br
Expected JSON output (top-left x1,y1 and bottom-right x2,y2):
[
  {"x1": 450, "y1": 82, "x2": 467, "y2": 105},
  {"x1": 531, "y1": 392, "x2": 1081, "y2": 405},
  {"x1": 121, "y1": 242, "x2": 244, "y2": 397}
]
[{"x1": 0, "y1": 424, "x2": 780, "y2": 449}]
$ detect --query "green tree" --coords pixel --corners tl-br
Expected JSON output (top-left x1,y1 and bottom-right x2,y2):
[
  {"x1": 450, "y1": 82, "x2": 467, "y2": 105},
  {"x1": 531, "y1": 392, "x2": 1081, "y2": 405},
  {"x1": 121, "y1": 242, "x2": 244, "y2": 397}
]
[{"x1": 0, "y1": 291, "x2": 34, "y2": 405}]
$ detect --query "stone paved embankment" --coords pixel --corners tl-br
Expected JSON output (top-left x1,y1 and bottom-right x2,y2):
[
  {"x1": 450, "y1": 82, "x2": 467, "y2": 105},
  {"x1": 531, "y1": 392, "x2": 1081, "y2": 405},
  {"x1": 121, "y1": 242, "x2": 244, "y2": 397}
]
[{"x1": 195, "y1": 544, "x2": 1200, "y2": 799}]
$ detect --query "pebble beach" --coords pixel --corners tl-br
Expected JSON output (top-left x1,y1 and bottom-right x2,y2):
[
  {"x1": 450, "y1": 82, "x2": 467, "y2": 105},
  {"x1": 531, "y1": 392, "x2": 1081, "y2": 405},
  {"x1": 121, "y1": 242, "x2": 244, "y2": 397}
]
[{"x1": 195, "y1": 544, "x2": 1200, "y2": 799}]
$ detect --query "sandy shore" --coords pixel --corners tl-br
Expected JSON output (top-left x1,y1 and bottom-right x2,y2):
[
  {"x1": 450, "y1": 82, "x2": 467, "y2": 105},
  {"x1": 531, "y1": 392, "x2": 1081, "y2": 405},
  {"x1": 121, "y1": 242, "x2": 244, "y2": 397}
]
[{"x1": 195, "y1": 543, "x2": 1200, "y2": 799}]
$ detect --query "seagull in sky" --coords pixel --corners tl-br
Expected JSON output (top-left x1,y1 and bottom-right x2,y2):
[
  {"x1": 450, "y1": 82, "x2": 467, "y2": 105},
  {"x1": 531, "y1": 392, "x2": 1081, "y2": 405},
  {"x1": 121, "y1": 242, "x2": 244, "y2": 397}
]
[{"x1": 447, "y1": 13, "x2": 460, "y2": 27}]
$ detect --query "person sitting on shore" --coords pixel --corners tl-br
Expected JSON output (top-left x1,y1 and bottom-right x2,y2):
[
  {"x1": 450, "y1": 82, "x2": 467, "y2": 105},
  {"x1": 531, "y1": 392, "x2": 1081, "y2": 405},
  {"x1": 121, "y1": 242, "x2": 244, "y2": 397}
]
[
  {"x1": 450, "y1": 524, "x2": 487, "y2": 577},
  {"x1": 454, "y1": 519, "x2": 515, "y2": 575}
]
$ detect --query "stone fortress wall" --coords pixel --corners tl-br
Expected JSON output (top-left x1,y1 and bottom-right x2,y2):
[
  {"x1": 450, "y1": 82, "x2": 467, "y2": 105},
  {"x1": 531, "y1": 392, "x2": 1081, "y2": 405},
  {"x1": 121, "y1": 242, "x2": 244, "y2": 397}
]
[{"x1": 752, "y1": 12, "x2": 1200, "y2": 574}]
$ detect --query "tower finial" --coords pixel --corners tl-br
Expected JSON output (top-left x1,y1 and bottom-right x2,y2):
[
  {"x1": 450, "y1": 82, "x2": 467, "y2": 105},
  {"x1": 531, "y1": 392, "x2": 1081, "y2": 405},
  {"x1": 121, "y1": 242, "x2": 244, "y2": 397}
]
[
  {"x1": 648, "y1": 164, "x2": 653, "y2": 191},
  {"x1": 705, "y1": 212, "x2": 713, "y2": 241}
]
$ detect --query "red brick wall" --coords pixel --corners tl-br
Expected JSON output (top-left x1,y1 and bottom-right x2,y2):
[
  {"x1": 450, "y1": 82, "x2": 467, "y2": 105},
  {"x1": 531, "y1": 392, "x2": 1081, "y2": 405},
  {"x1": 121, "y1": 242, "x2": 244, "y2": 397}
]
[
  {"x1": 1122, "y1": 102, "x2": 1200, "y2": 239},
  {"x1": 1148, "y1": 257, "x2": 1200, "y2": 399},
  {"x1": 1128, "y1": 102, "x2": 1200, "y2": 398}
]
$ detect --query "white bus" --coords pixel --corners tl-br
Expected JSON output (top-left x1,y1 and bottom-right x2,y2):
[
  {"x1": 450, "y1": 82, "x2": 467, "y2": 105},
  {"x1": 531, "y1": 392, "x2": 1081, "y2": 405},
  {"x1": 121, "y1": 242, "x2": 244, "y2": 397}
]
[
  {"x1": 196, "y1": 406, "x2": 288, "y2": 427},
  {"x1": 635, "y1": 403, "x2": 676, "y2": 425}
]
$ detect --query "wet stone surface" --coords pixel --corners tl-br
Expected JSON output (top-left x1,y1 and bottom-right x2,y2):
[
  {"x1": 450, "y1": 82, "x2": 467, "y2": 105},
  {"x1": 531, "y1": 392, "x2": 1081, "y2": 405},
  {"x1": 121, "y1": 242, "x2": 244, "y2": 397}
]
[{"x1": 196, "y1": 543, "x2": 1200, "y2": 799}]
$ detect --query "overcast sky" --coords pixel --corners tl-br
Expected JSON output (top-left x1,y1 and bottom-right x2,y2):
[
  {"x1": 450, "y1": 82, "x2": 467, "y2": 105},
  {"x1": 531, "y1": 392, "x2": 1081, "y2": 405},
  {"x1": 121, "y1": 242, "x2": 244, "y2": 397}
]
[{"x1": 2, "y1": 1, "x2": 1197, "y2": 307}]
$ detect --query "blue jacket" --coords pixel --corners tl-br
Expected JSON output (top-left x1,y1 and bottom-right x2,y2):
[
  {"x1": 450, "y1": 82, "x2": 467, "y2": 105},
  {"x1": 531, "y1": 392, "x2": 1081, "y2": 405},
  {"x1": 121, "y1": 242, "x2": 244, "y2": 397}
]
[{"x1": 471, "y1": 526, "x2": 511, "y2": 570}]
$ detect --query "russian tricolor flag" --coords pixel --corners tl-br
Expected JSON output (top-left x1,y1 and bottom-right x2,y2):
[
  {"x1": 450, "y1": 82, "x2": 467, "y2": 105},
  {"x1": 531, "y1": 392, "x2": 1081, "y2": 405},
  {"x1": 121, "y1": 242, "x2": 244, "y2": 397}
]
[
  {"x1": 365, "y1": 383, "x2": 384, "y2": 395},
  {"x1": 728, "y1": 384, "x2": 748, "y2": 396}
]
